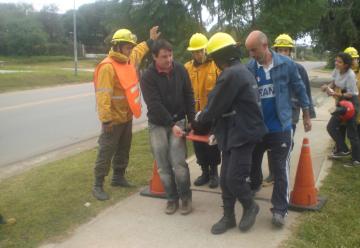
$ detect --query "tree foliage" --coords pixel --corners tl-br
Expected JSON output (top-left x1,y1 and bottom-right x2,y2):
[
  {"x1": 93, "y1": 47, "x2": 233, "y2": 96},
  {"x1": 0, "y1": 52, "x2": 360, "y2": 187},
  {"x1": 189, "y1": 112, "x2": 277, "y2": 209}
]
[
  {"x1": 0, "y1": 0, "x2": 359, "y2": 58},
  {"x1": 315, "y1": 0, "x2": 360, "y2": 54}
]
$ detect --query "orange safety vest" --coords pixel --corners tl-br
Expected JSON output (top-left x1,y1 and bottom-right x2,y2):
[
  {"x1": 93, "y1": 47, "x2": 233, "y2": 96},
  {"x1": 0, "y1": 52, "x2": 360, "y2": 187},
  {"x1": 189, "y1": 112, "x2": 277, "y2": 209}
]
[{"x1": 94, "y1": 57, "x2": 141, "y2": 118}]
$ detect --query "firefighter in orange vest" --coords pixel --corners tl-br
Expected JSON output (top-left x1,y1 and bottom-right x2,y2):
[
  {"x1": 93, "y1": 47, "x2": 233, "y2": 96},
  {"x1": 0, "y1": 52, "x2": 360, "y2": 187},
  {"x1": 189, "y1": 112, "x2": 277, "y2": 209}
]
[
  {"x1": 184, "y1": 33, "x2": 221, "y2": 188},
  {"x1": 93, "y1": 26, "x2": 160, "y2": 201}
]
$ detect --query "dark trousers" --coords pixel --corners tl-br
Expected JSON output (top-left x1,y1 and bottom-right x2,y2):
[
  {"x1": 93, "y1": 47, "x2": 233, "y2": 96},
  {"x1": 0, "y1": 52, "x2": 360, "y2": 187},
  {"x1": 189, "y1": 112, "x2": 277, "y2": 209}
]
[
  {"x1": 221, "y1": 143, "x2": 255, "y2": 210},
  {"x1": 327, "y1": 116, "x2": 360, "y2": 161},
  {"x1": 250, "y1": 131, "x2": 292, "y2": 216},
  {"x1": 193, "y1": 141, "x2": 221, "y2": 168},
  {"x1": 337, "y1": 124, "x2": 349, "y2": 153},
  {"x1": 94, "y1": 121, "x2": 132, "y2": 178}
]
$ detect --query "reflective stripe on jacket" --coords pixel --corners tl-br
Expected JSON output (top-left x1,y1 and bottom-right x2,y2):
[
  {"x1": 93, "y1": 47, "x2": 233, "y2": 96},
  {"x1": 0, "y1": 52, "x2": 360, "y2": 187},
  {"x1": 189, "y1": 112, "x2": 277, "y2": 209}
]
[
  {"x1": 93, "y1": 41, "x2": 148, "y2": 124},
  {"x1": 184, "y1": 59, "x2": 220, "y2": 112}
]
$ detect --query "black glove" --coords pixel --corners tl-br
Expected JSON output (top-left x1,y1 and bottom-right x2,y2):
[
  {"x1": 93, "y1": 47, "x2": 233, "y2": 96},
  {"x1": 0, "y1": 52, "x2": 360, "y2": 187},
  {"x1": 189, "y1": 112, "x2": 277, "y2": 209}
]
[{"x1": 191, "y1": 120, "x2": 212, "y2": 135}]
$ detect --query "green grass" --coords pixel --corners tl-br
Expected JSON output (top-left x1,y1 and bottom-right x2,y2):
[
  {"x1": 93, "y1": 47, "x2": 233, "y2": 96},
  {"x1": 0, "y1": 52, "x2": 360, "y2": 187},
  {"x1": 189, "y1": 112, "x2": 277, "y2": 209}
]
[
  {"x1": 0, "y1": 129, "x2": 194, "y2": 248},
  {"x1": 285, "y1": 159, "x2": 360, "y2": 248},
  {"x1": 0, "y1": 56, "x2": 99, "y2": 92}
]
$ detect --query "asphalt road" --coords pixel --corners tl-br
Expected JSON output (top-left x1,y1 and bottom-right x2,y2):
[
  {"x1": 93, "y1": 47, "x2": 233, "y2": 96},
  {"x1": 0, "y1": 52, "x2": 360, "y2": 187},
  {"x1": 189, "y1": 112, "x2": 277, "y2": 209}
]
[
  {"x1": 0, "y1": 83, "x2": 147, "y2": 168},
  {"x1": 0, "y1": 61, "x2": 325, "y2": 169}
]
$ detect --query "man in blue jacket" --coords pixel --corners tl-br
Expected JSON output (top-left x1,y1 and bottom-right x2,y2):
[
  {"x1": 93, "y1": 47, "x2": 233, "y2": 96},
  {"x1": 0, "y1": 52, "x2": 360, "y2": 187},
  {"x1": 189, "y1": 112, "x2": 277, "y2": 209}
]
[
  {"x1": 245, "y1": 30, "x2": 312, "y2": 227},
  {"x1": 263, "y1": 34, "x2": 317, "y2": 185}
]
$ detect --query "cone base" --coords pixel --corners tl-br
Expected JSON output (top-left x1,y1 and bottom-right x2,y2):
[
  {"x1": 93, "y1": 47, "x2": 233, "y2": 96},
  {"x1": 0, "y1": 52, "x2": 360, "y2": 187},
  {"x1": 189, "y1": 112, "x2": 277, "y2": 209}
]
[
  {"x1": 140, "y1": 186, "x2": 167, "y2": 199},
  {"x1": 289, "y1": 195, "x2": 327, "y2": 212}
]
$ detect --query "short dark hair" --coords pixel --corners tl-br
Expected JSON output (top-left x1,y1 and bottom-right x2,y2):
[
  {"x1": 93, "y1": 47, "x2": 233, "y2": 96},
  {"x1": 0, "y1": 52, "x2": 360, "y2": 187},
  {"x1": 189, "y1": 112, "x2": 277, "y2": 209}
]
[
  {"x1": 336, "y1": 52, "x2": 353, "y2": 70},
  {"x1": 210, "y1": 45, "x2": 241, "y2": 68},
  {"x1": 152, "y1": 39, "x2": 173, "y2": 56}
]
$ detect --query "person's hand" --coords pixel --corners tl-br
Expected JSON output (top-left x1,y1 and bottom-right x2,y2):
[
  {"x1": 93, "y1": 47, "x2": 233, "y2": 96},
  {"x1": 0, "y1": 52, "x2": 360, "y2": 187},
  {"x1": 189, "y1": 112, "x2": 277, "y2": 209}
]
[
  {"x1": 102, "y1": 122, "x2": 113, "y2": 134},
  {"x1": 326, "y1": 87, "x2": 335, "y2": 96},
  {"x1": 320, "y1": 84, "x2": 328, "y2": 92},
  {"x1": 302, "y1": 114, "x2": 312, "y2": 132},
  {"x1": 149, "y1": 26, "x2": 161, "y2": 40},
  {"x1": 172, "y1": 125, "x2": 185, "y2": 138}
]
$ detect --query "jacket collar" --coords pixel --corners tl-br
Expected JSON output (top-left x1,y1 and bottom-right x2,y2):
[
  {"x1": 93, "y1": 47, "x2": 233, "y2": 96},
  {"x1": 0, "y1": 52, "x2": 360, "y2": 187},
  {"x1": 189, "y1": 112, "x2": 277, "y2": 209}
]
[
  {"x1": 150, "y1": 61, "x2": 174, "y2": 75},
  {"x1": 248, "y1": 49, "x2": 287, "y2": 70},
  {"x1": 271, "y1": 49, "x2": 287, "y2": 67},
  {"x1": 108, "y1": 49, "x2": 129, "y2": 63}
]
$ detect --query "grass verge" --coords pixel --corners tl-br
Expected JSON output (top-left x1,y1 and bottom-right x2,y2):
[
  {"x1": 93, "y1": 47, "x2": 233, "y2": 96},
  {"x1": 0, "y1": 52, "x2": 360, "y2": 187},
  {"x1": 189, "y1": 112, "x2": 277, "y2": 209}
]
[
  {"x1": 0, "y1": 129, "x2": 194, "y2": 248},
  {"x1": 0, "y1": 57, "x2": 98, "y2": 92},
  {"x1": 285, "y1": 159, "x2": 360, "y2": 248}
]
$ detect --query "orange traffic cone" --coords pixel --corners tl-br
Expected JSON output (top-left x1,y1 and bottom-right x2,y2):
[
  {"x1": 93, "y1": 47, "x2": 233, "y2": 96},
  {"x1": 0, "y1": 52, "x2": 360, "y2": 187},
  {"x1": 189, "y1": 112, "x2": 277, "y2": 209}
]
[
  {"x1": 289, "y1": 138, "x2": 327, "y2": 211},
  {"x1": 140, "y1": 161, "x2": 167, "y2": 199}
]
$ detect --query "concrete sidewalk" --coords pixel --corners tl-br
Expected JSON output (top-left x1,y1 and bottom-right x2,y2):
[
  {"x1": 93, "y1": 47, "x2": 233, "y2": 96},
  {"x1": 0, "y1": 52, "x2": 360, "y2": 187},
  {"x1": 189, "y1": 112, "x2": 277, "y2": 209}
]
[{"x1": 41, "y1": 87, "x2": 334, "y2": 248}]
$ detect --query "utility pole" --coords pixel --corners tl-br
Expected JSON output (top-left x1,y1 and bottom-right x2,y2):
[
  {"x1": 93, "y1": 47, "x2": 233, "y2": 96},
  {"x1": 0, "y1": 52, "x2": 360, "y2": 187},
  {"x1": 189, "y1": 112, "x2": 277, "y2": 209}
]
[{"x1": 73, "y1": 0, "x2": 78, "y2": 76}]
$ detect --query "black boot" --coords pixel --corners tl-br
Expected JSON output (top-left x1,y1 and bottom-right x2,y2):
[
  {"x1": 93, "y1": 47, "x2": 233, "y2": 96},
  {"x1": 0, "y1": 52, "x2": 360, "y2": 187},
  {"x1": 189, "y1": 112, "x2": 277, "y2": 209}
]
[
  {"x1": 211, "y1": 207, "x2": 236, "y2": 234},
  {"x1": 194, "y1": 165, "x2": 210, "y2": 186},
  {"x1": 92, "y1": 176, "x2": 109, "y2": 201},
  {"x1": 111, "y1": 168, "x2": 133, "y2": 187},
  {"x1": 238, "y1": 200, "x2": 259, "y2": 232},
  {"x1": 209, "y1": 165, "x2": 219, "y2": 188}
]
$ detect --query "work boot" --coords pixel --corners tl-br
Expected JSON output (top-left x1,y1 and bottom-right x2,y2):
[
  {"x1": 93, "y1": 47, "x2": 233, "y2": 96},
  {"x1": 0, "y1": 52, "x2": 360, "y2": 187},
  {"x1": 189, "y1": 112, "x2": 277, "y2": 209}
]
[
  {"x1": 238, "y1": 200, "x2": 259, "y2": 232},
  {"x1": 180, "y1": 197, "x2": 192, "y2": 215},
  {"x1": 165, "y1": 200, "x2": 179, "y2": 215},
  {"x1": 211, "y1": 208, "x2": 236, "y2": 234},
  {"x1": 194, "y1": 165, "x2": 210, "y2": 186},
  {"x1": 111, "y1": 168, "x2": 133, "y2": 187},
  {"x1": 262, "y1": 173, "x2": 274, "y2": 187},
  {"x1": 92, "y1": 176, "x2": 109, "y2": 201},
  {"x1": 209, "y1": 165, "x2": 219, "y2": 188}
]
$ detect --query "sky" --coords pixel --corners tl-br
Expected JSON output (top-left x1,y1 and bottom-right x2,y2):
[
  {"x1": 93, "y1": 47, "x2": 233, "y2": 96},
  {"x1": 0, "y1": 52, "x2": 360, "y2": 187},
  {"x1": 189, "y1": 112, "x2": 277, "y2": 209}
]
[{"x1": 0, "y1": 0, "x2": 97, "y2": 13}]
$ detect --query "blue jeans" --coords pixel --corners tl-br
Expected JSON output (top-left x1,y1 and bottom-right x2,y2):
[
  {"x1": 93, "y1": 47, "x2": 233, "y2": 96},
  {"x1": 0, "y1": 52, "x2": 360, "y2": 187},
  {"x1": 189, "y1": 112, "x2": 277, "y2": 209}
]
[{"x1": 148, "y1": 120, "x2": 191, "y2": 201}]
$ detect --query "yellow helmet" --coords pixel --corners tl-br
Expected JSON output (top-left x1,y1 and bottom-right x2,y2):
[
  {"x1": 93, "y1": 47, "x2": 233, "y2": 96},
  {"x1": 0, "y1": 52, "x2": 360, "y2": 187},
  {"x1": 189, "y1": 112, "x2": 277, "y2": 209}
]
[
  {"x1": 111, "y1": 29, "x2": 137, "y2": 45},
  {"x1": 344, "y1": 47, "x2": 359, "y2": 58},
  {"x1": 206, "y1": 32, "x2": 236, "y2": 55},
  {"x1": 187, "y1": 33, "x2": 208, "y2": 51},
  {"x1": 273, "y1": 34, "x2": 294, "y2": 48}
]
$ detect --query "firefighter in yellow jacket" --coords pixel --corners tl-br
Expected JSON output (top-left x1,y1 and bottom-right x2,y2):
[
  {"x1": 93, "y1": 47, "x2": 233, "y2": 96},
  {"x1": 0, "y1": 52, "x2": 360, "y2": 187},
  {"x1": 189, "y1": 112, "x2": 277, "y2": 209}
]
[
  {"x1": 93, "y1": 26, "x2": 160, "y2": 201},
  {"x1": 184, "y1": 33, "x2": 221, "y2": 188}
]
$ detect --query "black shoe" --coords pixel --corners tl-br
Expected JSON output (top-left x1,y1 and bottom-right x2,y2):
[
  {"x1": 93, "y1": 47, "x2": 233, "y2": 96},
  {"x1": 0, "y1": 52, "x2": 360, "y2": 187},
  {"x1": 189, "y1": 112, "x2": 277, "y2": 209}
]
[
  {"x1": 272, "y1": 213, "x2": 285, "y2": 228},
  {"x1": 111, "y1": 169, "x2": 133, "y2": 187},
  {"x1": 329, "y1": 151, "x2": 351, "y2": 159},
  {"x1": 209, "y1": 175, "x2": 219, "y2": 188},
  {"x1": 92, "y1": 186, "x2": 110, "y2": 201},
  {"x1": 211, "y1": 214, "x2": 236, "y2": 234},
  {"x1": 194, "y1": 172, "x2": 210, "y2": 186},
  {"x1": 209, "y1": 165, "x2": 219, "y2": 188},
  {"x1": 343, "y1": 160, "x2": 360, "y2": 168},
  {"x1": 238, "y1": 201, "x2": 259, "y2": 231}
]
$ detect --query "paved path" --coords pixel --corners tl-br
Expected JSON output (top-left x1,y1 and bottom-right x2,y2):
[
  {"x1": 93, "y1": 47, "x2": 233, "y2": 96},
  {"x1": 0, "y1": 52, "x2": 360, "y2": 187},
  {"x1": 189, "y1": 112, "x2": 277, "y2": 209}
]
[{"x1": 41, "y1": 90, "x2": 335, "y2": 248}]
